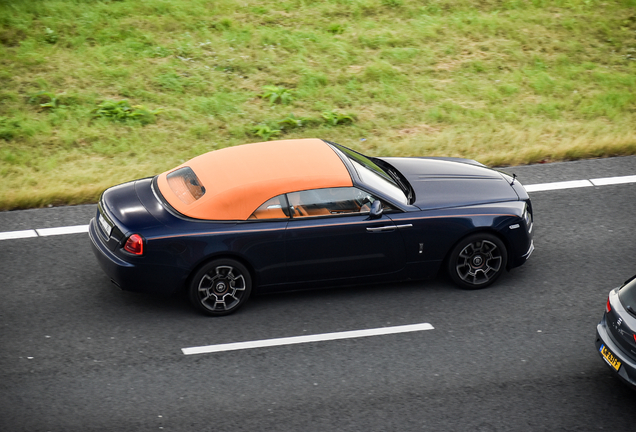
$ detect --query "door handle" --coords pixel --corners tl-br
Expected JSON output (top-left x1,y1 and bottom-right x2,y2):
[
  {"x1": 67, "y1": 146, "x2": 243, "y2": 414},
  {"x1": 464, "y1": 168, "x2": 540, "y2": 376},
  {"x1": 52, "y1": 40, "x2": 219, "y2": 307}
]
[
  {"x1": 366, "y1": 226, "x2": 397, "y2": 232},
  {"x1": 366, "y1": 224, "x2": 412, "y2": 232}
]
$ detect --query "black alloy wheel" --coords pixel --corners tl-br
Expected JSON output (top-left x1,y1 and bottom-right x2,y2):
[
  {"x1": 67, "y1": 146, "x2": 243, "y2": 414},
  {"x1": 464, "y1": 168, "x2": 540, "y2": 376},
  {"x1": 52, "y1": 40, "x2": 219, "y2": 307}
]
[
  {"x1": 189, "y1": 259, "x2": 253, "y2": 316},
  {"x1": 448, "y1": 233, "x2": 507, "y2": 290}
]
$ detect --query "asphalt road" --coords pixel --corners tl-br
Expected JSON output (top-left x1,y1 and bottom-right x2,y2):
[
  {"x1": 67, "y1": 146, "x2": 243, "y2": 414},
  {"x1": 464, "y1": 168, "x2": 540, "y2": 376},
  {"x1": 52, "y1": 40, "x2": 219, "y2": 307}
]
[{"x1": 1, "y1": 156, "x2": 636, "y2": 431}]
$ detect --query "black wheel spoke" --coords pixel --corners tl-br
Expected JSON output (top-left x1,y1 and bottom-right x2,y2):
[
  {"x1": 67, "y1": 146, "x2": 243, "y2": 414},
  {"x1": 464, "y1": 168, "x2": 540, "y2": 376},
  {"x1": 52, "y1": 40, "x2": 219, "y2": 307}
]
[
  {"x1": 449, "y1": 234, "x2": 507, "y2": 290},
  {"x1": 189, "y1": 260, "x2": 252, "y2": 316}
]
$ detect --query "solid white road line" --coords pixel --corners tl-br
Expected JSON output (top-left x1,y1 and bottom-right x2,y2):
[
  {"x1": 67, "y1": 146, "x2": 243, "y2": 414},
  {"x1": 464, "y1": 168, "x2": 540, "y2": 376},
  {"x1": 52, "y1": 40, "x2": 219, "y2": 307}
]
[
  {"x1": 36, "y1": 225, "x2": 89, "y2": 237},
  {"x1": 182, "y1": 322, "x2": 435, "y2": 355},
  {"x1": 0, "y1": 229, "x2": 38, "y2": 241}
]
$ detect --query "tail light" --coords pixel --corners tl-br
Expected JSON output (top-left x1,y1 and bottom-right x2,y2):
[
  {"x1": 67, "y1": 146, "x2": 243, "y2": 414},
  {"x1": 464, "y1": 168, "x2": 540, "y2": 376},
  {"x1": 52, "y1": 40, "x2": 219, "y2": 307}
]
[
  {"x1": 606, "y1": 296, "x2": 611, "y2": 313},
  {"x1": 124, "y1": 234, "x2": 144, "y2": 255}
]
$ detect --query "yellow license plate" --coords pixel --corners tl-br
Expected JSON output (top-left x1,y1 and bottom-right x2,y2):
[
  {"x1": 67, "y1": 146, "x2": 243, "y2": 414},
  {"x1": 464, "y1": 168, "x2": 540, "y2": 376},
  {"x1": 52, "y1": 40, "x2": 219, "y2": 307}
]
[{"x1": 600, "y1": 344, "x2": 622, "y2": 371}]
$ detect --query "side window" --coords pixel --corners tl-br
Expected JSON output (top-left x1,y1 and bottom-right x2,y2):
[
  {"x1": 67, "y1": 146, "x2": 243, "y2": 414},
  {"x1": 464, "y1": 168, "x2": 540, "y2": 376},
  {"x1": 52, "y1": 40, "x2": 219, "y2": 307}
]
[
  {"x1": 287, "y1": 187, "x2": 378, "y2": 218},
  {"x1": 248, "y1": 195, "x2": 290, "y2": 220}
]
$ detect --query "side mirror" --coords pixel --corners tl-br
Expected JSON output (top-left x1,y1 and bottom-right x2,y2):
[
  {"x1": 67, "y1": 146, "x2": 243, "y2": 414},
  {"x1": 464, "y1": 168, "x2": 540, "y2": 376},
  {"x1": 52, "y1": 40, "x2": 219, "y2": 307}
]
[{"x1": 369, "y1": 200, "x2": 383, "y2": 219}]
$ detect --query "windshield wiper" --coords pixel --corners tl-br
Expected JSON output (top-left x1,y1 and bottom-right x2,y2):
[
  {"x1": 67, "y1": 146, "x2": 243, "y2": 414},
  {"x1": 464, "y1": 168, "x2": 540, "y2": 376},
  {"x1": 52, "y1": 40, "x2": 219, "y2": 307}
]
[
  {"x1": 370, "y1": 157, "x2": 414, "y2": 204},
  {"x1": 387, "y1": 168, "x2": 413, "y2": 203}
]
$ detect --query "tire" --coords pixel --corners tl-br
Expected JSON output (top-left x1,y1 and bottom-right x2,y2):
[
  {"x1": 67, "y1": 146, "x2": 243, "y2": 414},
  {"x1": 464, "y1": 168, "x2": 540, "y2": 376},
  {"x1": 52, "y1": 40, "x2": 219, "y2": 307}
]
[
  {"x1": 447, "y1": 233, "x2": 507, "y2": 290},
  {"x1": 188, "y1": 259, "x2": 252, "y2": 316}
]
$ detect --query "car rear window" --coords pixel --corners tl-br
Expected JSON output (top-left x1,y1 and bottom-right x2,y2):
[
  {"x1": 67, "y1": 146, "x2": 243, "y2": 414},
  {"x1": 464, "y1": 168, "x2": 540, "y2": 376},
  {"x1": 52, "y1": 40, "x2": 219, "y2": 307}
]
[
  {"x1": 618, "y1": 276, "x2": 636, "y2": 310},
  {"x1": 166, "y1": 167, "x2": 206, "y2": 205}
]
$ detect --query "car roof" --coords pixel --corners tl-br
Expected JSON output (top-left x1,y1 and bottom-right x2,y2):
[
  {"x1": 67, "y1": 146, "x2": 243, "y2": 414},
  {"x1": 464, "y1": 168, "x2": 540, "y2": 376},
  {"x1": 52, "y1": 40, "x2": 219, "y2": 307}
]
[{"x1": 156, "y1": 138, "x2": 353, "y2": 220}]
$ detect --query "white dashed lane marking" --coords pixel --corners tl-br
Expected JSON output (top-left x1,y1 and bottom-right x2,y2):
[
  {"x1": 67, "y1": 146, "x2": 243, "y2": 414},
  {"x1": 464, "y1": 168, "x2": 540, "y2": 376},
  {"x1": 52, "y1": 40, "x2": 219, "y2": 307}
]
[
  {"x1": 524, "y1": 174, "x2": 636, "y2": 192},
  {"x1": 524, "y1": 179, "x2": 593, "y2": 192},
  {"x1": 0, "y1": 229, "x2": 38, "y2": 241},
  {"x1": 0, "y1": 225, "x2": 88, "y2": 241},
  {"x1": 0, "y1": 174, "x2": 635, "y2": 241},
  {"x1": 35, "y1": 225, "x2": 89, "y2": 237},
  {"x1": 182, "y1": 323, "x2": 435, "y2": 355},
  {"x1": 590, "y1": 174, "x2": 636, "y2": 186}
]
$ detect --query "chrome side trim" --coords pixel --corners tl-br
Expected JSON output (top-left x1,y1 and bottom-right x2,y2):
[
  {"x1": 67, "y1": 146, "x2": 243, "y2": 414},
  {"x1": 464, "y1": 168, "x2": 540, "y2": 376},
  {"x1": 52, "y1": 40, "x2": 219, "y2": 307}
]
[{"x1": 523, "y1": 240, "x2": 535, "y2": 260}]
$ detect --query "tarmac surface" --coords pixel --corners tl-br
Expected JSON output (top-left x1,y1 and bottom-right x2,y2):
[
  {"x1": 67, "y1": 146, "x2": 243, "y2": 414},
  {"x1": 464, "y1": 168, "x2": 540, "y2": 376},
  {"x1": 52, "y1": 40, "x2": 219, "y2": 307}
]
[{"x1": 1, "y1": 155, "x2": 635, "y2": 431}]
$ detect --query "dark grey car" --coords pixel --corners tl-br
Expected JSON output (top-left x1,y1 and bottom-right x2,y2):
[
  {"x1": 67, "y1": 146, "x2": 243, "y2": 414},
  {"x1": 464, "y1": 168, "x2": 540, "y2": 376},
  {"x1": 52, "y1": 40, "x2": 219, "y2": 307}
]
[{"x1": 596, "y1": 275, "x2": 636, "y2": 389}]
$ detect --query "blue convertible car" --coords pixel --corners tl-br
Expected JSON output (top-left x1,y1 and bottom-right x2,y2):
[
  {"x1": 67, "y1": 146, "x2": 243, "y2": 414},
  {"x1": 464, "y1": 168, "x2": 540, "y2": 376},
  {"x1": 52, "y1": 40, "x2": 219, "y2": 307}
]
[{"x1": 89, "y1": 138, "x2": 534, "y2": 316}]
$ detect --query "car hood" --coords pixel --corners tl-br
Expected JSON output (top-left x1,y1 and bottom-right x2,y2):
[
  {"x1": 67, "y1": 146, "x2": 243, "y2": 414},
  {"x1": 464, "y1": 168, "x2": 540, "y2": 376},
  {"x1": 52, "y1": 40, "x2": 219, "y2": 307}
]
[{"x1": 380, "y1": 157, "x2": 519, "y2": 210}]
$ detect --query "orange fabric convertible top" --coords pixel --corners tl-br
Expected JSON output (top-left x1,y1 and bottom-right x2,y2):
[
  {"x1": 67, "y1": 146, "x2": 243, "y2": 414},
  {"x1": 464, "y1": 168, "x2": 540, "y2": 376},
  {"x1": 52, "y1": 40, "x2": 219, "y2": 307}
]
[{"x1": 156, "y1": 138, "x2": 353, "y2": 220}]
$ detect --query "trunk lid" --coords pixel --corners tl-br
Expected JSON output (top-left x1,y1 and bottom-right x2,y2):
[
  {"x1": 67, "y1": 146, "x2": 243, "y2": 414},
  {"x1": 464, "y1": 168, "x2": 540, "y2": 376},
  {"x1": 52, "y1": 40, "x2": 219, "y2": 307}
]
[{"x1": 97, "y1": 179, "x2": 164, "y2": 250}]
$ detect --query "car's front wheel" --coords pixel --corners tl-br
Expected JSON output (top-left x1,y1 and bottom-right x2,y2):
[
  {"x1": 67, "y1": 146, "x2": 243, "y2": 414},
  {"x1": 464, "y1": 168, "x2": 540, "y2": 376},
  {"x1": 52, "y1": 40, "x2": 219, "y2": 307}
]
[
  {"x1": 448, "y1": 233, "x2": 507, "y2": 290},
  {"x1": 189, "y1": 259, "x2": 252, "y2": 316}
]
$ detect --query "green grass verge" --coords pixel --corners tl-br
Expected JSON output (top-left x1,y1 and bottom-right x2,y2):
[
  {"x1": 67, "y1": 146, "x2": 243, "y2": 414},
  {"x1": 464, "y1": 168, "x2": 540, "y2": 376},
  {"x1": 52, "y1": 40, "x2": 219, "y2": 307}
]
[{"x1": 1, "y1": 0, "x2": 635, "y2": 210}]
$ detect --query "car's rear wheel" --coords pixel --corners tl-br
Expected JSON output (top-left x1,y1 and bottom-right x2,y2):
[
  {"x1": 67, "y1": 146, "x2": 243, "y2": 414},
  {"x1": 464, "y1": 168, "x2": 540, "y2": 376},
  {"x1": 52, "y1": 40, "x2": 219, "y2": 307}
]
[
  {"x1": 189, "y1": 259, "x2": 252, "y2": 316},
  {"x1": 448, "y1": 233, "x2": 507, "y2": 290}
]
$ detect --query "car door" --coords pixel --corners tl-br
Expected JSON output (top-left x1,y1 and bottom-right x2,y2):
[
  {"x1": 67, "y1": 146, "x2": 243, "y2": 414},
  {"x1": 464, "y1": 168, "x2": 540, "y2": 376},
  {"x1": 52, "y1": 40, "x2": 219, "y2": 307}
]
[
  {"x1": 284, "y1": 187, "x2": 407, "y2": 283},
  {"x1": 243, "y1": 195, "x2": 291, "y2": 287}
]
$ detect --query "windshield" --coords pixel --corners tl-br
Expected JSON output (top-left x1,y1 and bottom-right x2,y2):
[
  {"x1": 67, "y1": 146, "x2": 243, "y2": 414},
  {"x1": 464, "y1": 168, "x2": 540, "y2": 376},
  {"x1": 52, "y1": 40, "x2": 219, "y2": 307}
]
[{"x1": 330, "y1": 143, "x2": 409, "y2": 205}]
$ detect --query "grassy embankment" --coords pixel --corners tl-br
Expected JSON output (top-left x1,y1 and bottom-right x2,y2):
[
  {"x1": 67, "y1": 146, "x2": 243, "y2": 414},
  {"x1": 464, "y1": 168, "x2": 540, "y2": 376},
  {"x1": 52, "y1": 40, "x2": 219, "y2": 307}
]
[{"x1": 1, "y1": 0, "x2": 635, "y2": 210}]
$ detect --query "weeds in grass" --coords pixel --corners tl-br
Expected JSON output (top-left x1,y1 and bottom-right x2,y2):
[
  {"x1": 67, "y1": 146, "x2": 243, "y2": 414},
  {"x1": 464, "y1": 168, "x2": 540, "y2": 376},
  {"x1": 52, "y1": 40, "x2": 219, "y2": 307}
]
[
  {"x1": 251, "y1": 123, "x2": 281, "y2": 141},
  {"x1": 322, "y1": 110, "x2": 355, "y2": 126},
  {"x1": 277, "y1": 113, "x2": 310, "y2": 130},
  {"x1": 92, "y1": 100, "x2": 162, "y2": 125},
  {"x1": 328, "y1": 24, "x2": 345, "y2": 35},
  {"x1": 259, "y1": 85, "x2": 295, "y2": 105},
  {"x1": 29, "y1": 91, "x2": 62, "y2": 110},
  {"x1": 43, "y1": 28, "x2": 58, "y2": 44}
]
